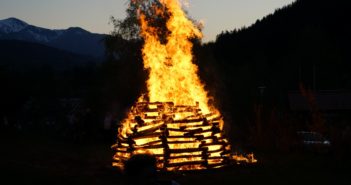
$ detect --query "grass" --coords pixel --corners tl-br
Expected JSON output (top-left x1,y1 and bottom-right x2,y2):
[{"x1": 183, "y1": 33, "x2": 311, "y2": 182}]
[{"x1": 1, "y1": 131, "x2": 350, "y2": 185}]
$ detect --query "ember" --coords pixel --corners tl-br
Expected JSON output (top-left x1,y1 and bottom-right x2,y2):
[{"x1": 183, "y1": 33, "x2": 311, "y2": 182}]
[{"x1": 112, "y1": 0, "x2": 256, "y2": 171}]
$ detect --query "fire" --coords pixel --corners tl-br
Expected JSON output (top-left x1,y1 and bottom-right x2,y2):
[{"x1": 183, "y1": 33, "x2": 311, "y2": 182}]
[
  {"x1": 112, "y1": 0, "x2": 256, "y2": 171},
  {"x1": 139, "y1": 0, "x2": 211, "y2": 113}
]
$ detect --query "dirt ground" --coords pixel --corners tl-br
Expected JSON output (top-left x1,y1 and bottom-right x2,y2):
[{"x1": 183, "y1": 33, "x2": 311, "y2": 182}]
[{"x1": 1, "y1": 131, "x2": 350, "y2": 185}]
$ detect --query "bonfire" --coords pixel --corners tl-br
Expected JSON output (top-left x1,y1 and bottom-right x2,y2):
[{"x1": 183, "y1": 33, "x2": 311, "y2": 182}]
[{"x1": 112, "y1": 0, "x2": 256, "y2": 171}]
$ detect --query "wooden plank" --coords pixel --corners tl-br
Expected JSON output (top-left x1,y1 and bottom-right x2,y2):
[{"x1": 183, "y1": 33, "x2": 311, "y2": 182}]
[
  {"x1": 136, "y1": 145, "x2": 164, "y2": 150},
  {"x1": 113, "y1": 150, "x2": 130, "y2": 154},
  {"x1": 131, "y1": 133, "x2": 162, "y2": 139},
  {"x1": 143, "y1": 108, "x2": 160, "y2": 113},
  {"x1": 206, "y1": 148, "x2": 226, "y2": 154},
  {"x1": 203, "y1": 136, "x2": 225, "y2": 140},
  {"x1": 165, "y1": 161, "x2": 206, "y2": 167},
  {"x1": 207, "y1": 163, "x2": 228, "y2": 169},
  {"x1": 167, "y1": 141, "x2": 201, "y2": 144},
  {"x1": 112, "y1": 145, "x2": 129, "y2": 150},
  {"x1": 167, "y1": 135, "x2": 202, "y2": 139},
  {"x1": 207, "y1": 156, "x2": 230, "y2": 160},
  {"x1": 133, "y1": 124, "x2": 164, "y2": 136},
  {"x1": 168, "y1": 148, "x2": 204, "y2": 154},
  {"x1": 167, "y1": 128, "x2": 188, "y2": 131},
  {"x1": 200, "y1": 142, "x2": 227, "y2": 147},
  {"x1": 144, "y1": 116, "x2": 158, "y2": 119},
  {"x1": 167, "y1": 154, "x2": 205, "y2": 160},
  {"x1": 171, "y1": 118, "x2": 204, "y2": 123},
  {"x1": 134, "y1": 140, "x2": 162, "y2": 147}
]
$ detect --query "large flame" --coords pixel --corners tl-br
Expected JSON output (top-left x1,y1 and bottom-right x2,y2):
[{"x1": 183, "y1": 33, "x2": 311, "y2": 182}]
[
  {"x1": 112, "y1": 0, "x2": 256, "y2": 171},
  {"x1": 139, "y1": 0, "x2": 211, "y2": 113}
]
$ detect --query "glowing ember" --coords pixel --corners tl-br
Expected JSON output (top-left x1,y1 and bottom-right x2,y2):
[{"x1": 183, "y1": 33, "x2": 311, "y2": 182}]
[{"x1": 112, "y1": 0, "x2": 256, "y2": 171}]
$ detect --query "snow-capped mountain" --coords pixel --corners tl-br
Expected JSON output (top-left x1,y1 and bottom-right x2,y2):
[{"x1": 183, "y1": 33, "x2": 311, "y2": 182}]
[
  {"x1": 0, "y1": 18, "x2": 105, "y2": 58},
  {"x1": 0, "y1": 17, "x2": 29, "y2": 33}
]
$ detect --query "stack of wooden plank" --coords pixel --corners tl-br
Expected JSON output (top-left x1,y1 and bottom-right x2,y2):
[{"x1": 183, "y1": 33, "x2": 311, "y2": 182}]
[{"x1": 112, "y1": 102, "x2": 250, "y2": 171}]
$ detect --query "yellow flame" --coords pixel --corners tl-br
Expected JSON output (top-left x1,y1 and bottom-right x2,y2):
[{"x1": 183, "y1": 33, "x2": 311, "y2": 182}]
[
  {"x1": 112, "y1": 0, "x2": 257, "y2": 171},
  {"x1": 139, "y1": 0, "x2": 212, "y2": 114}
]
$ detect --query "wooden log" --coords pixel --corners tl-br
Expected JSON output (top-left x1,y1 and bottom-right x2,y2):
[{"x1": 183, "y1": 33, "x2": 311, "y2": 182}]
[
  {"x1": 113, "y1": 150, "x2": 130, "y2": 154},
  {"x1": 167, "y1": 125, "x2": 212, "y2": 131},
  {"x1": 165, "y1": 161, "x2": 206, "y2": 168},
  {"x1": 115, "y1": 139, "x2": 133, "y2": 146},
  {"x1": 134, "y1": 140, "x2": 162, "y2": 147},
  {"x1": 203, "y1": 136, "x2": 225, "y2": 140},
  {"x1": 112, "y1": 144, "x2": 129, "y2": 150},
  {"x1": 200, "y1": 142, "x2": 227, "y2": 147},
  {"x1": 179, "y1": 126, "x2": 187, "y2": 130},
  {"x1": 174, "y1": 105, "x2": 196, "y2": 108},
  {"x1": 190, "y1": 129, "x2": 213, "y2": 134},
  {"x1": 111, "y1": 144, "x2": 118, "y2": 149},
  {"x1": 167, "y1": 159, "x2": 206, "y2": 166},
  {"x1": 133, "y1": 124, "x2": 164, "y2": 136},
  {"x1": 168, "y1": 130, "x2": 190, "y2": 136},
  {"x1": 206, "y1": 148, "x2": 226, "y2": 154},
  {"x1": 203, "y1": 144, "x2": 225, "y2": 152},
  {"x1": 144, "y1": 116, "x2": 158, "y2": 119},
  {"x1": 220, "y1": 150, "x2": 231, "y2": 156},
  {"x1": 171, "y1": 118, "x2": 203, "y2": 123},
  {"x1": 134, "y1": 144, "x2": 164, "y2": 149},
  {"x1": 204, "y1": 114, "x2": 221, "y2": 121},
  {"x1": 167, "y1": 154, "x2": 205, "y2": 160},
  {"x1": 113, "y1": 155, "x2": 129, "y2": 161},
  {"x1": 167, "y1": 128, "x2": 191, "y2": 132},
  {"x1": 168, "y1": 148, "x2": 204, "y2": 154},
  {"x1": 137, "y1": 102, "x2": 174, "y2": 106},
  {"x1": 113, "y1": 150, "x2": 129, "y2": 154},
  {"x1": 167, "y1": 140, "x2": 201, "y2": 144},
  {"x1": 168, "y1": 153, "x2": 208, "y2": 158},
  {"x1": 207, "y1": 156, "x2": 229, "y2": 160},
  {"x1": 117, "y1": 135, "x2": 130, "y2": 143},
  {"x1": 131, "y1": 133, "x2": 162, "y2": 139},
  {"x1": 183, "y1": 132, "x2": 194, "y2": 137},
  {"x1": 182, "y1": 112, "x2": 202, "y2": 120},
  {"x1": 167, "y1": 135, "x2": 203, "y2": 139},
  {"x1": 185, "y1": 128, "x2": 204, "y2": 134},
  {"x1": 143, "y1": 108, "x2": 159, "y2": 113},
  {"x1": 207, "y1": 163, "x2": 227, "y2": 169}
]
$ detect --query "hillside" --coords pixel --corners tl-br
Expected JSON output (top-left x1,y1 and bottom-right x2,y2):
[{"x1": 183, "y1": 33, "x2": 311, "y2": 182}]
[
  {"x1": 0, "y1": 40, "x2": 99, "y2": 120},
  {"x1": 213, "y1": 0, "x2": 351, "y2": 91},
  {"x1": 192, "y1": 0, "x2": 351, "y2": 123},
  {"x1": 0, "y1": 18, "x2": 106, "y2": 58},
  {"x1": 0, "y1": 40, "x2": 96, "y2": 71}
]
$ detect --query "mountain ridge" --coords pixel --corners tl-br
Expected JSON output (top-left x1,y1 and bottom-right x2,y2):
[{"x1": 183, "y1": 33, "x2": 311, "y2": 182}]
[
  {"x1": 0, "y1": 17, "x2": 106, "y2": 58},
  {"x1": 0, "y1": 39, "x2": 97, "y2": 71},
  {"x1": 201, "y1": 0, "x2": 351, "y2": 116}
]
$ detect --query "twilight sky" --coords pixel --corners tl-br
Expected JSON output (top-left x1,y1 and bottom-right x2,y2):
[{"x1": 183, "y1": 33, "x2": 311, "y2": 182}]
[{"x1": 0, "y1": 0, "x2": 295, "y2": 42}]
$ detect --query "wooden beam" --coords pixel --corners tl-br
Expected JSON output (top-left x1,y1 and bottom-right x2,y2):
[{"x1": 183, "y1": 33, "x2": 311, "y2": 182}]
[
  {"x1": 165, "y1": 161, "x2": 206, "y2": 167},
  {"x1": 168, "y1": 148, "x2": 204, "y2": 153}
]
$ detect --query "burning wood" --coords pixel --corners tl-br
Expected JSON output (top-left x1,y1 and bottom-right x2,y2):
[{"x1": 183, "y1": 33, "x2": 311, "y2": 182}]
[
  {"x1": 112, "y1": 0, "x2": 256, "y2": 171},
  {"x1": 112, "y1": 102, "x2": 256, "y2": 171}
]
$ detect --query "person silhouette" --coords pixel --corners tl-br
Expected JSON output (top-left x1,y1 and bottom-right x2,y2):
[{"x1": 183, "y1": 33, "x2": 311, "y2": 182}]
[{"x1": 124, "y1": 154, "x2": 180, "y2": 185}]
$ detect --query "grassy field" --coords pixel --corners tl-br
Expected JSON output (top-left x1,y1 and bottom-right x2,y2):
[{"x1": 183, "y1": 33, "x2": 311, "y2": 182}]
[{"x1": 1, "y1": 131, "x2": 350, "y2": 185}]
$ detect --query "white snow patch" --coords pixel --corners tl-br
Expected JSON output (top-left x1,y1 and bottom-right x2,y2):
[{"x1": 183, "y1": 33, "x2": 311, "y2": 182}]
[{"x1": 0, "y1": 18, "x2": 28, "y2": 33}]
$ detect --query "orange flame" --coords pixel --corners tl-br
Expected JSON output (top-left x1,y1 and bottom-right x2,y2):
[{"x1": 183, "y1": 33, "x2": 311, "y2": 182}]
[
  {"x1": 139, "y1": 0, "x2": 212, "y2": 114},
  {"x1": 112, "y1": 0, "x2": 257, "y2": 171}
]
